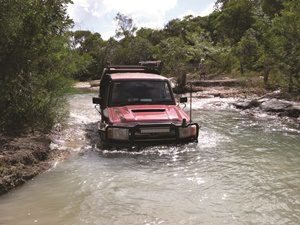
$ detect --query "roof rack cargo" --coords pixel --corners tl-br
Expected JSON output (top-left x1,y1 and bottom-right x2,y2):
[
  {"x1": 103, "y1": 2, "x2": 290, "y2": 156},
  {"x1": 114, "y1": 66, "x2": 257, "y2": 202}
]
[
  {"x1": 139, "y1": 60, "x2": 162, "y2": 68},
  {"x1": 101, "y1": 61, "x2": 162, "y2": 79}
]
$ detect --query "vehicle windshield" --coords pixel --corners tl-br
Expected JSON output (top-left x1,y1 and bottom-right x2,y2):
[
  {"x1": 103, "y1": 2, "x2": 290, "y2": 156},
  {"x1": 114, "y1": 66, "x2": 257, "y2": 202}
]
[{"x1": 109, "y1": 80, "x2": 174, "y2": 106}]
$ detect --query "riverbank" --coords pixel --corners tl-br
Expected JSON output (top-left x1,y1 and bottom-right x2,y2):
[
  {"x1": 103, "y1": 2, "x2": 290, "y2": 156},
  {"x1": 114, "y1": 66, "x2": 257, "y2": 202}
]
[
  {"x1": 192, "y1": 86, "x2": 300, "y2": 117},
  {"x1": 0, "y1": 133, "x2": 68, "y2": 195},
  {"x1": 0, "y1": 90, "x2": 96, "y2": 196}
]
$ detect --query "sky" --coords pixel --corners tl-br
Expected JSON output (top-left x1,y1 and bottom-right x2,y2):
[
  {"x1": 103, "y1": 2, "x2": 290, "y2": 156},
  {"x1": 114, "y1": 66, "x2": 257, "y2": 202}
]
[{"x1": 67, "y1": 0, "x2": 217, "y2": 40}]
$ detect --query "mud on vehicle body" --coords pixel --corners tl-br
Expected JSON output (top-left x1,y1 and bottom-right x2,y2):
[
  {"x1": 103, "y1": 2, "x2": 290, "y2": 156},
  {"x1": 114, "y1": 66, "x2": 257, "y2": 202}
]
[{"x1": 92, "y1": 61, "x2": 199, "y2": 147}]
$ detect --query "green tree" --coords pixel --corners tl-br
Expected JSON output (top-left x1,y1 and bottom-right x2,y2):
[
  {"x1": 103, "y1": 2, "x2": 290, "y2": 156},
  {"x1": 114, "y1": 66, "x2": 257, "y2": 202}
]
[
  {"x1": 0, "y1": 0, "x2": 84, "y2": 133},
  {"x1": 261, "y1": 0, "x2": 284, "y2": 18},
  {"x1": 271, "y1": 0, "x2": 300, "y2": 93},
  {"x1": 214, "y1": 0, "x2": 255, "y2": 44},
  {"x1": 136, "y1": 28, "x2": 165, "y2": 46},
  {"x1": 125, "y1": 37, "x2": 154, "y2": 64},
  {"x1": 234, "y1": 29, "x2": 262, "y2": 75},
  {"x1": 71, "y1": 30, "x2": 106, "y2": 80},
  {"x1": 157, "y1": 37, "x2": 195, "y2": 92},
  {"x1": 115, "y1": 13, "x2": 137, "y2": 38}
]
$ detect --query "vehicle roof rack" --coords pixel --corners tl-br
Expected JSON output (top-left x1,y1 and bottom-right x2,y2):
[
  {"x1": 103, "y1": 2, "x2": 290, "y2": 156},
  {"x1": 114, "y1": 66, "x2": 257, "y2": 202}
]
[
  {"x1": 139, "y1": 60, "x2": 162, "y2": 69},
  {"x1": 101, "y1": 61, "x2": 162, "y2": 79}
]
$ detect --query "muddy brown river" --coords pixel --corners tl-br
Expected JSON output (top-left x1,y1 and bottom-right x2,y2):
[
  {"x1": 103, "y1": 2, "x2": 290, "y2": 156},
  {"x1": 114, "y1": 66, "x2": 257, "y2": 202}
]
[{"x1": 0, "y1": 93, "x2": 299, "y2": 225}]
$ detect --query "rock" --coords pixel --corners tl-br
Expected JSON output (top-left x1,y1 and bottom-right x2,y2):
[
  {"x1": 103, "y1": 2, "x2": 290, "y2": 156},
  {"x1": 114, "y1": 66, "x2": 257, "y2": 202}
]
[
  {"x1": 89, "y1": 80, "x2": 100, "y2": 87},
  {"x1": 285, "y1": 105, "x2": 300, "y2": 118},
  {"x1": 233, "y1": 99, "x2": 260, "y2": 110},
  {"x1": 260, "y1": 99, "x2": 293, "y2": 112},
  {"x1": 192, "y1": 79, "x2": 241, "y2": 87},
  {"x1": 73, "y1": 82, "x2": 90, "y2": 88},
  {"x1": 250, "y1": 99, "x2": 261, "y2": 108},
  {"x1": 195, "y1": 94, "x2": 215, "y2": 98},
  {"x1": 257, "y1": 98, "x2": 270, "y2": 103},
  {"x1": 233, "y1": 101, "x2": 250, "y2": 109}
]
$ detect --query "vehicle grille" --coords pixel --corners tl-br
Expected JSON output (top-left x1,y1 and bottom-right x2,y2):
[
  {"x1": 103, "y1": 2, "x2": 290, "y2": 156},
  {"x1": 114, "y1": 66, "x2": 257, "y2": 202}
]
[{"x1": 133, "y1": 126, "x2": 176, "y2": 142}]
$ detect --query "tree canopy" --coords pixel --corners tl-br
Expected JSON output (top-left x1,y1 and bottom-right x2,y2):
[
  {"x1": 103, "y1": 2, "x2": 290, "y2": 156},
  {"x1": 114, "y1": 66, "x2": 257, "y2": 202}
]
[{"x1": 0, "y1": 0, "x2": 89, "y2": 133}]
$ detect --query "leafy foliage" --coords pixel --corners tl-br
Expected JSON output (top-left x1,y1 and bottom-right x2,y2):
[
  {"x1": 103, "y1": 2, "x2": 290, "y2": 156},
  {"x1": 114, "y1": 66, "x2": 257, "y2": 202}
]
[
  {"x1": 271, "y1": 0, "x2": 300, "y2": 93},
  {"x1": 214, "y1": 0, "x2": 255, "y2": 44},
  {"x1": 0, "y1": 0, "x2": 88, "y2": 133},
  {"x1": 114, "y1": 13, "x2": 137, "y2": 38}
]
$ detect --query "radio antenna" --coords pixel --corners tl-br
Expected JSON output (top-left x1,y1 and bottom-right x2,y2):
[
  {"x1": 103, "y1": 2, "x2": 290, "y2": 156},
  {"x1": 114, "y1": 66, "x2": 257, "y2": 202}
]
[{"x1": 190, "y1": 82, "x2": 193, "y2": 122}]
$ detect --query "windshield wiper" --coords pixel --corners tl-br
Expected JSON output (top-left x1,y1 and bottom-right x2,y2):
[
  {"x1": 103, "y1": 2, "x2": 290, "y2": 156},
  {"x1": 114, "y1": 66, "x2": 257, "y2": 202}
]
[
  {"x1": 111, "y1": 99, "x2": 173, "y2": 106},
  {"x1": 152, "y1": 100, "x2": 174, "y2": 104}
]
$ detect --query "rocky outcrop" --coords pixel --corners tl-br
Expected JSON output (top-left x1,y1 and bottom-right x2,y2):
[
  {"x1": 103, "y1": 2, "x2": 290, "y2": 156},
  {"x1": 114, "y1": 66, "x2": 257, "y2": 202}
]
[
  {"x1": 191, "y1": 79, "x2": 242, "y2": 87},
  {"x1": 233, "y1": 99, "x2": 260, "y2": 110},
  {"x1": 232, "y1": 98, "x2": 300, "y2": 118},
  {"x1": 260, "y1": 99, "x2": 293, "y2": 112},
  {"x1": 281, "y1": 105, "x2": 300, "y2": 118}
]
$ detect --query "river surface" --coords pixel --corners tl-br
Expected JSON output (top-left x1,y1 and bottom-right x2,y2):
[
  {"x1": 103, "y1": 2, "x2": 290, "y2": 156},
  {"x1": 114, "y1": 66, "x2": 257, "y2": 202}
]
[{"x1": 0, "y1": 93, "x2": 299, "y2": 225}]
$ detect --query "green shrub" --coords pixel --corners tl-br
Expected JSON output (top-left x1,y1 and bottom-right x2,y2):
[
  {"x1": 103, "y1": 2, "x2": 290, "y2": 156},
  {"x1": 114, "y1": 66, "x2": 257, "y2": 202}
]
[{"x1": 0, "y1": 0, "x2": 85, "y2": 134}]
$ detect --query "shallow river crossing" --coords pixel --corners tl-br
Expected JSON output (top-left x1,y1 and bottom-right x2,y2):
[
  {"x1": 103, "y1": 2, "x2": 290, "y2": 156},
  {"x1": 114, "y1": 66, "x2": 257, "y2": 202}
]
[{"x1": 0, "y1": 93, "x2": 299, "y2": 225}]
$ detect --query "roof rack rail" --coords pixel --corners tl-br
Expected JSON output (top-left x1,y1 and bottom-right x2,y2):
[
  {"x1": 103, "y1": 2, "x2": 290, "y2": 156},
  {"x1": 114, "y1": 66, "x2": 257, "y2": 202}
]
[
  {"x1": 139, "y1": 60, "x2": 162, "y2": 68},
  {"x1": 101, "y1": 61, "x2": 162, "y2": 79}
]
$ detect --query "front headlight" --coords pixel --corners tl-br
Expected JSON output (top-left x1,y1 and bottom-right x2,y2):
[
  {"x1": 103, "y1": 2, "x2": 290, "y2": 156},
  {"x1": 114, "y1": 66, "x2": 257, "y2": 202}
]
[
  {"x1": 179, "y1": 125, "x2": 197, "y2": 138},
  {"x1": 107, "y1": 128, "x2": 129, "y2": 140}
]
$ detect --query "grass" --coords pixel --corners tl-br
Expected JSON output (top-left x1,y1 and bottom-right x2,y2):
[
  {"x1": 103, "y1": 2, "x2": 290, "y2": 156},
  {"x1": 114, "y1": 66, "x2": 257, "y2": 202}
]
[{"x1": 0, "y1": 164, "x2": 6, "y2": 175}]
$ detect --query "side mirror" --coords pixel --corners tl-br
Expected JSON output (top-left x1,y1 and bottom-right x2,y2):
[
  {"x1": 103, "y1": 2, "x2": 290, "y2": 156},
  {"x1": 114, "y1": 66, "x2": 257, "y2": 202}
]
[
  {"x1": 92, "y1": 97, "x2": 102, "y2": 104},
  {"x1": 180, "y1": 97, "x2": 188, "y2": 103}
]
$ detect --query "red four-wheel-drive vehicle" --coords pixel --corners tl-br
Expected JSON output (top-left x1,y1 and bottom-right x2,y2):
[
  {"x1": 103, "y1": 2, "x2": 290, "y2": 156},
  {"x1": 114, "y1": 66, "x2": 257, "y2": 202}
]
[{"x1": 92, "y1": 61, "x2": 199, "y2": 146}]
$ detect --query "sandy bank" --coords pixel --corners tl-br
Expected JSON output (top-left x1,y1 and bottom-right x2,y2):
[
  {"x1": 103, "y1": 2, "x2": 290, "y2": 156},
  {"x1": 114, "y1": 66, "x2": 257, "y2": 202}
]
[{"x1": 0, "y1": 133, "x2": 67, "y2": 195}]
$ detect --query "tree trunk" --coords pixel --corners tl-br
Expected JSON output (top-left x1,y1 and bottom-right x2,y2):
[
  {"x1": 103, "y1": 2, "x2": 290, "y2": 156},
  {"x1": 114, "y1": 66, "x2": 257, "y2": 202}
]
[
  {"x1": 240, "y1": 62, "x2": 244, "y2": 75},
  {"x1": 263, "y1": 66, "x2": 270, "y2": 88},
  {"x1": 288, "y1": 73, "x2": 293, "y2": 93}
]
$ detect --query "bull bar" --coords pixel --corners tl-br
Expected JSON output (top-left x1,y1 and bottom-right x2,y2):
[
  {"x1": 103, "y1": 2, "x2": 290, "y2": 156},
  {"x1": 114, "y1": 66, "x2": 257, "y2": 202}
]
[{"x1": 99, "y1": 122, "x2": 200, "y2": 146}]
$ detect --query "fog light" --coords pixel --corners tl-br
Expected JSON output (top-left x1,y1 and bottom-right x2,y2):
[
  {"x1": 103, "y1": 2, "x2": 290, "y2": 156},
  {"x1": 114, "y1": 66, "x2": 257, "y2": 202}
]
[
  {"x1": 179, "y1": 125, "x2": 197, "y2": 138},
  {"x1": 190, "y1": 125, "x2": 197, "y2": 136},
  {"x1": 107, "y1": 128, "x2": 129, "y2": 140}
]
